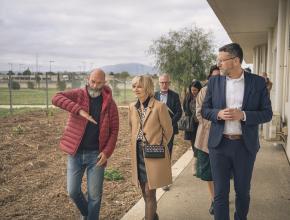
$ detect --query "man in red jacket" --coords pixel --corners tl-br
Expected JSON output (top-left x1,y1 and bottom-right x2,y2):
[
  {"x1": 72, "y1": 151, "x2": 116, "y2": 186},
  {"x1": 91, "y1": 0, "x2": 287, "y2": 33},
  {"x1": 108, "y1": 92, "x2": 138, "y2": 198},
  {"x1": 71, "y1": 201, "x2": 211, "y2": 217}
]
[{"x1": 52, "y1": 68, "x2": 119, "y2": 220}]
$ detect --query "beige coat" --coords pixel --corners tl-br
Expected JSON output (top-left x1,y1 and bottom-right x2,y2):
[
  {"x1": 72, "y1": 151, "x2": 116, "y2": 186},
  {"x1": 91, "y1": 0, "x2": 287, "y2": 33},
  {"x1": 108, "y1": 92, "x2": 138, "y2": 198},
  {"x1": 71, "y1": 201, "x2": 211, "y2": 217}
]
[
  {"x1": 194, "y1": 86, "x2": 211, "y2": 153},
  {"x1": 128, "y1": 98, "x2": 173, "y2": 189}
]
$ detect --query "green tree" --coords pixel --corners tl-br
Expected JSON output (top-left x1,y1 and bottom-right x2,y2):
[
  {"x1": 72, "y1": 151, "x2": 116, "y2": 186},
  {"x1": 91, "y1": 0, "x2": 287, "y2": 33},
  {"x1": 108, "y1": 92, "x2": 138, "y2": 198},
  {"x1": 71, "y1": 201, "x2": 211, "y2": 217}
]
[
  {"x1": 23, "y1": 68, "x2": 32, "y2": 75},
  {"x1": 7, "y1": 70, "x2": 15, "y2": 75},
  {"x1": 35, "y1": 73, "x2": 41, "y2": 89},
  {"x1": 148, "y1": 25, "x2": 216, "y2": 90},
  {"x1": 119, "y1": 71, "x2": 130, "y2": 80},
  {"x1": 109, "y1": 73, "x2": 120, "y2": 97}
]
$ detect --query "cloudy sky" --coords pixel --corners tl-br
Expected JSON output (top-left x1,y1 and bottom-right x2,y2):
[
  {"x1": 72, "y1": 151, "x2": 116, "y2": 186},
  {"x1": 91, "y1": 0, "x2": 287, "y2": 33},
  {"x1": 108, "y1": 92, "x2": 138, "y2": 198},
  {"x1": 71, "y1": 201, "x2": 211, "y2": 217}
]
[{"x1": 0, "y1": 0, "x2": 230, "y2": 72}]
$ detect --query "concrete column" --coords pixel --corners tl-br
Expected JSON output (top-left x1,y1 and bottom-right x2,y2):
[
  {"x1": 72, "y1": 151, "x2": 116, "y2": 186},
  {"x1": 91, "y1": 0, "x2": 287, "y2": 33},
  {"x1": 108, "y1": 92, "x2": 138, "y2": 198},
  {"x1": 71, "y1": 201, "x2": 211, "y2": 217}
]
[
  {"x1": 264, "y1": 30, "x2": 274, "y2": 140},
  {"x1": 282, "y1": 0, "x2": 290, "y2": 122},
  {"x1": 256, "y1": 47, "x2": 260, "y2": 74},
  {"x1": 257, "y1": 47, "x2": 261, "y2": 74},
  {"x1": 266, "y1": 29, "x2": 273, "y2": 77},
  {"x1": 253, "y1": 48, "x2": 256, "y2": 73},
  {"x1": 286, "y1": 0, "x2": 290, "y2": 161},
  {"x1": 262, "y1": 44, "x2": 267, "y2": 73},
  {"x1": 274, "y1": 0, "x2": 287, "y2": 113}
]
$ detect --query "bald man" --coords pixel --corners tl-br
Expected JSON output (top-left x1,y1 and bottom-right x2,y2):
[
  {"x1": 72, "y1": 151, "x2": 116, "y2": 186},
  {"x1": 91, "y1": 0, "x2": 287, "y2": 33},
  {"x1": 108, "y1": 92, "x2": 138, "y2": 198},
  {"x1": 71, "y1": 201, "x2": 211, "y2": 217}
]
[{"x1": 52, "y1": 68, "x2": 119, "y2": 220}]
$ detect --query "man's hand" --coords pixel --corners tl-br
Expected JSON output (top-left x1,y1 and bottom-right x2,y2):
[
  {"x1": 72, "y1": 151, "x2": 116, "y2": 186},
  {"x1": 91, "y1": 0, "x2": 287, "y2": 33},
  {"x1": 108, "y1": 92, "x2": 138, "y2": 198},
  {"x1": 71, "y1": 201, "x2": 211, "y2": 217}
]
[
  {"x1": 96, "y1": 152, "x2": 107, "y2": 166},
  {"x1": 79, "y1": 109, "x2": 97, "y2": 124},
  {"x1": 217, "y1": 108, "x2": 244, "y2": 121}
]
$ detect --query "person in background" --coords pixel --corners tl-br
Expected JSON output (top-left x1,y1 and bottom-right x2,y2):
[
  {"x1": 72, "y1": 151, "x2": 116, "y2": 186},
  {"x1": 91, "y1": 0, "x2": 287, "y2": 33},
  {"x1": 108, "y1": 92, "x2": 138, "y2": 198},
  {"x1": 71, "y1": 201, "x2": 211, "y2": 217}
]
[
  {"x1": 154, "y1": 73, "x2": 182, "y2": 191},
  {"x1": 128, "y1": 75, "x2": 173, "y2": 220},
  {"x1": 194, "y1": 65, "x2": 220, "y2": 215},
  {"x1": 183, "y1": 80, "x2": 202, "y2": 175},
  {"x1": 262, "y1": 72, "x2": 273, "y2": 94},
  {"x1": 52, "y1": 69, "x2": 119, "y2": 220},
  {"x1": 244, "y1": 67, "x2": 252, "y2": 73}
]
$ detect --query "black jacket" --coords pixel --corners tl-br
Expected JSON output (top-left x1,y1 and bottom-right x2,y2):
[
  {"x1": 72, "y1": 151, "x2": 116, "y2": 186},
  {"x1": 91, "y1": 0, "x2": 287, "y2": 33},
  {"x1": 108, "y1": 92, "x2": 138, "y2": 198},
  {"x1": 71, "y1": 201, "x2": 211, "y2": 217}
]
[{"x1": 154, "y1": 89, "x2": 182, "y2": 134}]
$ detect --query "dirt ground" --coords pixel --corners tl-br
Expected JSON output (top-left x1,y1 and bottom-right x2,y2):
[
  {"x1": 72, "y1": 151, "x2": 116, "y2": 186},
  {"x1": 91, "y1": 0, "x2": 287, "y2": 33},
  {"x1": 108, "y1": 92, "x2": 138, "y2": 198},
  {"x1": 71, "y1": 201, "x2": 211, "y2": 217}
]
[{"x1": 0, "y1": 108, "x2": 191, "y2": 220}]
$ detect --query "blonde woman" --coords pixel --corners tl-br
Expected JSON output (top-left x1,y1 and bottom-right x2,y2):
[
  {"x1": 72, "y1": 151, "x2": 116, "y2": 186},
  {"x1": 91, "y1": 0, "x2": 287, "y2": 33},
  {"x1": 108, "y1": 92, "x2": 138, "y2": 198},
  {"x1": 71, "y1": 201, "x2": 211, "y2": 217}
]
[{"x1": 128, "y1": 75, "x2": 173, "y2": 220}]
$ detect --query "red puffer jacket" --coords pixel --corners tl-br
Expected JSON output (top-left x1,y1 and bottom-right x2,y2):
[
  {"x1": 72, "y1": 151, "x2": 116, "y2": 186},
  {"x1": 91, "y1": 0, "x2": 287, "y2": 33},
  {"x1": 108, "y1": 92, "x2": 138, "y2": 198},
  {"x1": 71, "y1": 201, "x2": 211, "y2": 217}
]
[{"x1": 52, "y1": 85, "x2": 119, "y2": 159}]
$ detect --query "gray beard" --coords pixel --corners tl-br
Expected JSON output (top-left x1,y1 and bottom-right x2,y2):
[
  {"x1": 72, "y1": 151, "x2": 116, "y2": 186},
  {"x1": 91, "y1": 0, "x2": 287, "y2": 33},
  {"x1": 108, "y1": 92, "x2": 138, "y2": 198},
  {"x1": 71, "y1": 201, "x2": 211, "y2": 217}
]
[
  {"x1": 87, "y1": 87, "x2": 102, "y2": 98},
  {"x1": 221, "y1": 69, "x2": 229, "y2": 76}
]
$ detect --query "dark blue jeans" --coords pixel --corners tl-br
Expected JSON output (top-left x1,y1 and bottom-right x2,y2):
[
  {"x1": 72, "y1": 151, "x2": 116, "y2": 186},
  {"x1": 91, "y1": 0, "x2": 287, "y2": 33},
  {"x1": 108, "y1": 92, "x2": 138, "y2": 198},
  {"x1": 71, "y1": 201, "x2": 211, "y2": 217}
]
[
  {"x1": 67, "y1": 150, "x2": 105, "y2": 220},
  {"x1": 209, "y1": 137, "x2": 256, "y2": 220}
]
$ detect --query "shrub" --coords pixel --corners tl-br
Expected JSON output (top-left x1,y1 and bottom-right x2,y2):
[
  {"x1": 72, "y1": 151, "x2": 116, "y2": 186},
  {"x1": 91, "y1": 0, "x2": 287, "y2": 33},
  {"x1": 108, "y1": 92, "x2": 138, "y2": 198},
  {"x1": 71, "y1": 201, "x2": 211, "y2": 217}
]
[
  {"x1": 12, "y1": 124, "x2": 25, "y2": 134},
  {"x1": 8, "y1": 81, "x2": 20, "y2": 90},
  {"x1": 57, "y1": 81, "x2": 66, "y2": 91},
  {"x1": 104, "y1": 169, "x2": 124, "y2": 181}
]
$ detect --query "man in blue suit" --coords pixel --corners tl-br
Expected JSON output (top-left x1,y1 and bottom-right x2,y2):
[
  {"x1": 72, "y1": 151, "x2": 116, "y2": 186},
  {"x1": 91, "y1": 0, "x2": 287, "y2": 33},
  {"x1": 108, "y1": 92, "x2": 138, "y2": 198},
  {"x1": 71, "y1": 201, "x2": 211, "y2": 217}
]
[{"x1": 202, "y1": 43, "x2": 272, "y2": 220}]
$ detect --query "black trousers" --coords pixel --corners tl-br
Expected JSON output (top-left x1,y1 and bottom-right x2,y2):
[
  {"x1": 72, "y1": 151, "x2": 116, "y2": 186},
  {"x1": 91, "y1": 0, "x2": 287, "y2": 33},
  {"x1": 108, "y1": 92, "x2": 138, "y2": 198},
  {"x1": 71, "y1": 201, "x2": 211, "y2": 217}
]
[{"x1": 167, "y1": 135, "x2": 174, "y2": 158}]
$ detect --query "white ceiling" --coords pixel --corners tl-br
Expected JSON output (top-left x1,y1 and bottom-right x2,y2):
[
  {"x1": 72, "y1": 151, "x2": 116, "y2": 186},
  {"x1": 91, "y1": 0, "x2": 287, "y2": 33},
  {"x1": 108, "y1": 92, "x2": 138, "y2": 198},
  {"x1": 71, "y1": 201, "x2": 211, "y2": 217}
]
[{"x1": 207, "y1": 0, "x2": 279, "y2": 63}]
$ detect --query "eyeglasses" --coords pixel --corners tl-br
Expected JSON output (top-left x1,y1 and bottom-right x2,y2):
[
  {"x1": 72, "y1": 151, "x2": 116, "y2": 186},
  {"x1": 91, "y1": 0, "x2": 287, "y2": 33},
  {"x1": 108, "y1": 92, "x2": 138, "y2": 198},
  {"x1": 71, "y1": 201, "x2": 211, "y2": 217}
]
[
  {"x1": 159, "y1": 81, "x2": 170, "y2": 84},
  {"x1": 216, "y1": 57, "x2": 236, "y2": 65}
]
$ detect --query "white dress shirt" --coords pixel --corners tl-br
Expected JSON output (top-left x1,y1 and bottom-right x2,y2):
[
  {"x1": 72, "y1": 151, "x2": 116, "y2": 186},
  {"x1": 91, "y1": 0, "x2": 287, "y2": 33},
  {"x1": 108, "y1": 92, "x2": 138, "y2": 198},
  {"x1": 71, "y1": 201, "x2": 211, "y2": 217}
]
[
  {"x1": 160, "y1": 92, "x2": 168, "y2": 104},
  {"x1": 224, "y1": 73, "x2": 245, "y2": 135}
]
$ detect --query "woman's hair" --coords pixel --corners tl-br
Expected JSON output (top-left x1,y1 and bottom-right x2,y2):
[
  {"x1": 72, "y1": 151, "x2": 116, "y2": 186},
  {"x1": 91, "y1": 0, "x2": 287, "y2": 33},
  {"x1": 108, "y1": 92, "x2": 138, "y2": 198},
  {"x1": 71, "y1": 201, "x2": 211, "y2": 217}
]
[
  {"x1": 190, "y1": 80, "x2": 202, "y2": 91},
  {"x1": 131, "y1": 75, "x2": 154, "y2": 97},
  {"x1": 207, "y1": 65, "x2": 220, "y2": 79}
]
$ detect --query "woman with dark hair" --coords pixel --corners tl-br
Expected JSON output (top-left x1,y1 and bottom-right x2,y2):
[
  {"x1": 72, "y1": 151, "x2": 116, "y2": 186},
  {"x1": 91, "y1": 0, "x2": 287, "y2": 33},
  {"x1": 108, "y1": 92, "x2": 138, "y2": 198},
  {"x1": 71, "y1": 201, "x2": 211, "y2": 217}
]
[
  {"x1": 183, "y1": 80, "x2": 202, "y2": 161},
  {"x1": 195, "y1": 65, "x2": 220, "y2": 215}
]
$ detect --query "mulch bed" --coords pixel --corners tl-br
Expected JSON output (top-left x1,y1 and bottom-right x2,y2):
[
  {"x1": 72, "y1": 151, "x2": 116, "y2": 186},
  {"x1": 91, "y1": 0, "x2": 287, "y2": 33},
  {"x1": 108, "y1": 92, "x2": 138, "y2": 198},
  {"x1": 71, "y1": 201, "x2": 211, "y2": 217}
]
[{"x1": 0, "y1": 108, "x2": 190, "y2": 219}]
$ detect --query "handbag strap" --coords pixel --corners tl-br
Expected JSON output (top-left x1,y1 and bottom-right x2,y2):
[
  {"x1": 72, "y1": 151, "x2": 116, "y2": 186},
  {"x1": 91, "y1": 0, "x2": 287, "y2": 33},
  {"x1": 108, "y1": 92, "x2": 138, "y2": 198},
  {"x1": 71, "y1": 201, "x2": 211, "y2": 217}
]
[{"x1": 137, "y1": 108, "x2": 163, "y2": 145}]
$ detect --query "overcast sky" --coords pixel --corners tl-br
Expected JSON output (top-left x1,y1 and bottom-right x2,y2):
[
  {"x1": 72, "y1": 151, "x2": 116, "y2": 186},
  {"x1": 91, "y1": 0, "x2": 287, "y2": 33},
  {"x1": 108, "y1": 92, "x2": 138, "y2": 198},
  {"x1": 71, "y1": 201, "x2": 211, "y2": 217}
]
[{"x1": 0, "y1": 0, "x2": 230, "y2": 72}]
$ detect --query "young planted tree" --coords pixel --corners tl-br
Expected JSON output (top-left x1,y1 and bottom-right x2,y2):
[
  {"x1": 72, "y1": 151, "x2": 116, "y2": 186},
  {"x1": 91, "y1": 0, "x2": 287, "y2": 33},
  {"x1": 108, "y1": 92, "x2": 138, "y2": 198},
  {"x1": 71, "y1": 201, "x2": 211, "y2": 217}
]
[
  {"x1": 148, "y1": 25, "x2": 216, "y2": 91},
  {"x1": 35, "y1": 73, "x2": 41, "y2": 89}
]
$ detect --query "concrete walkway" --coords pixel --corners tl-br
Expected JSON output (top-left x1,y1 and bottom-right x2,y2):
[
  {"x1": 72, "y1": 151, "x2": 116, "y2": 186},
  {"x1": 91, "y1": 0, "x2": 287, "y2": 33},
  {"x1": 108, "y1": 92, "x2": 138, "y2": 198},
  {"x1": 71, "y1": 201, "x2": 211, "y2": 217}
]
[{"x1": 122, "y1": 139, "x2": 290, "y2": 220}]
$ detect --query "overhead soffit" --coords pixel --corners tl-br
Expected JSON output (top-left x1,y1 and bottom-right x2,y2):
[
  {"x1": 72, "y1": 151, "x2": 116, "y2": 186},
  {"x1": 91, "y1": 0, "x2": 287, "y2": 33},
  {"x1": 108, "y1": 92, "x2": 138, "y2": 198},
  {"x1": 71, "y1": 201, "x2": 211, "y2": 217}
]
[{"x1": 207, "y1": 0, "x2": 278, "y2": 62}]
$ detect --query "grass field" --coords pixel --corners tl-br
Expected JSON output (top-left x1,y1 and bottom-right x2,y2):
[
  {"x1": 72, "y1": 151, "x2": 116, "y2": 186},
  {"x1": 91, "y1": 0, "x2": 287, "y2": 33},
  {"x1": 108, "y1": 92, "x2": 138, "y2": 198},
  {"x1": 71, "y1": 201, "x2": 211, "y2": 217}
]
[
  {"x1": 0, "y1": 107, "x2": 51, "y2": 118},
  {"x1": 0, "y1": 88, "x2": 136, "y2": 105}
]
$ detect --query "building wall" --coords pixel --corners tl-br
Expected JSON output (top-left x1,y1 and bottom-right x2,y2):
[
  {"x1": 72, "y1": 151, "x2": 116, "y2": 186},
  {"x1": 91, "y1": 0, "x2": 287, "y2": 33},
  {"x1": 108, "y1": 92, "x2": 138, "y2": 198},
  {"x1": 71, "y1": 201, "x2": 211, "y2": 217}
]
[{"x1": 252, "y1": 0, "x2": 290, "y2": 160}]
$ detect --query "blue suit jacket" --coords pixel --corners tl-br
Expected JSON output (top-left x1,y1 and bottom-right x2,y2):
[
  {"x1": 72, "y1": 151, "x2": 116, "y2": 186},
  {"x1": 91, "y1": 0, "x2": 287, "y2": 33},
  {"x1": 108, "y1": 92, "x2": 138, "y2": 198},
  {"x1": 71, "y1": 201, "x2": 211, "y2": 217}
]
[
  {"x1": 154, "y1": 89, "x2": 182, "y2": 135},
  {"x1": 201, "y1": 72, "x2": 273, "y2": 154}
]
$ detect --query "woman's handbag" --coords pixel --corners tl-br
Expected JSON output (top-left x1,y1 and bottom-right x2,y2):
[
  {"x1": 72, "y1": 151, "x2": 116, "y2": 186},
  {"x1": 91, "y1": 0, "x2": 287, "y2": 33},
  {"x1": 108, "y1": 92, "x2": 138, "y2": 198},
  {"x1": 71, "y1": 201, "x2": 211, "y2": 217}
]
[
  {"x1": 142, "y1": 136, "x2": 165, "y2": 158},
  {"x1": 178, "y1": 115, "x2": 193, "y2": 131},
  {"x1": 138, "y1": 114, "x2": 165, "y2": 158}
]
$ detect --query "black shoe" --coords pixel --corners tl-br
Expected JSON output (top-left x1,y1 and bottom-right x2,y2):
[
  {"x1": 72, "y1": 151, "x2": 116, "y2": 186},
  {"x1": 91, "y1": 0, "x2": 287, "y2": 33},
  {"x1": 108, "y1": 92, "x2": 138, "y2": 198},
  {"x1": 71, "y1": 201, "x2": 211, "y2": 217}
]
[
  {"x1": 154, "y1": 213, "x2": 159, "y2": 220},
  {"x1": 209, "y1": 201, "x2": 214, "y2": 215},
  {"x1": 162, "y1": 185, "x2": 170, "y2": 191}
]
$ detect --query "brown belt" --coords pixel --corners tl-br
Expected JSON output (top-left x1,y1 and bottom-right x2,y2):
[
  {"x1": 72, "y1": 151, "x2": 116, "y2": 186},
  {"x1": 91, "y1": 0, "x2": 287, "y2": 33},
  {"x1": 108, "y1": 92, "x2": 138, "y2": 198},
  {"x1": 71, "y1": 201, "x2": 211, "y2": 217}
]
[{"x1": 223, "y1": 134, "x2": 242, "y2": 140}]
